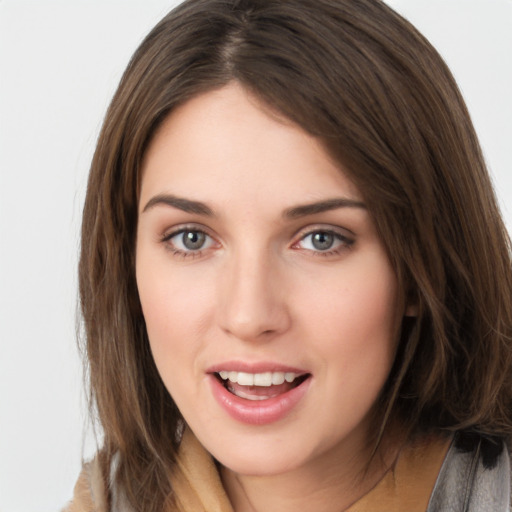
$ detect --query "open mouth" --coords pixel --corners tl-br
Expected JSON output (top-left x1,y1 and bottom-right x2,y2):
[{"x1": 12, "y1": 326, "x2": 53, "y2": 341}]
[{"x1": 215, "y1": 371, "x2": 310, "y2": 401}]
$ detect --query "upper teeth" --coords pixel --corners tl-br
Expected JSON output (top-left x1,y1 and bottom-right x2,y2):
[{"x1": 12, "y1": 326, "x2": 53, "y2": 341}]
[{"x1": 218, "y1": 371, "x2": 298, "y2": 387}]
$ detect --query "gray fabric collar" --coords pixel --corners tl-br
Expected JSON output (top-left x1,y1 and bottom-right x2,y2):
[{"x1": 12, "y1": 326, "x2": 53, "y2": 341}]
[{"x1": 427, "y1": 433, "x2": 510, "y2": 511}]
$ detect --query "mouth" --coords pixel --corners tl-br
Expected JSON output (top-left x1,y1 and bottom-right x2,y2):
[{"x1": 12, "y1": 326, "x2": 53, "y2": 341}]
[
  {"x1": 214, "y1": 370, "x2": 310, "y2": 401},
  {"x1": 207, "y1": 362, "x2": 312, "y2": 424}
]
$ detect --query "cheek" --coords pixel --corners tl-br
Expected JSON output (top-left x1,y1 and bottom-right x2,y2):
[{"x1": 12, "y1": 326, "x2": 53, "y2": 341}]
[
  {"x1": 135, "y1": 254, "x2": 219, "y2": 391},
  {"x1": 137, "y1": 240, "x2": 208, "y2": 329},
  {"x1": 297, "y1": 254, "x2": 400, "y2": 389},
  {"x1": 137, "y1": 265, "x2": 225, "y2": 430},
  {"x1": 302, "y1": 257, "x2": 398, "y2": 342},
  {"x1": 305, "y1": 265, "x2": 399, "y2": 428},
  {"x1": 139, "y1": 277, "x2": 204, "y2": 339}
]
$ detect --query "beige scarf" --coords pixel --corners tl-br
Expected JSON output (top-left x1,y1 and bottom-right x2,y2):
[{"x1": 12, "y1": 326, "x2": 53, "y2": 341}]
[
  {"x1": 169, "y1": 429, "x2": 234, "y2": 512},
  {"x1": 65, "y1": 430, "x2": 448, "y2": 511},
  {"x1": 64, "y1": 429, "x2": 232, "y2": 512}
]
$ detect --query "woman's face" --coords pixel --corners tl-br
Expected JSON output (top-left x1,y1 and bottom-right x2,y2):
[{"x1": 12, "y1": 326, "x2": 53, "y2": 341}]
[{"x1": 136, "y1": 83, "x2": 402, "y2": 476}]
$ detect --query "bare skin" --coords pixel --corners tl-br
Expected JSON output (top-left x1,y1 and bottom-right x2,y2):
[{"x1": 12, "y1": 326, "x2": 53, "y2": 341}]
[
  {"x1": 221, "y1": 426, "x2": 401, "y2": 512},
  {"x1": 136, "y1": 82, "x2": 408, "y2": 511}
]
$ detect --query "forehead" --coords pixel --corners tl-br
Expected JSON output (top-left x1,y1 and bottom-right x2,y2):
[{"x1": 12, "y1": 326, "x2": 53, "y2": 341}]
[{"x1": 139, "y1": 83, "x2": 362, "y2": 213}]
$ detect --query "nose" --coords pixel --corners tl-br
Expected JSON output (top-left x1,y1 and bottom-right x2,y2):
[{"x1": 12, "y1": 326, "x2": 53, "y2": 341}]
[{"x1": 217, "y1": 250, "x2": 291, "y2": 342}]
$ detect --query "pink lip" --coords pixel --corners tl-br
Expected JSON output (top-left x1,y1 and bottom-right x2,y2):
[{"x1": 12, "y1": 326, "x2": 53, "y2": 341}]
[
  {"x1": 206, "y1": 360, "x2": 308, "y2": 374},
  {"x1": 207, "y1": 361, "x2": 312, "y2": 425}
]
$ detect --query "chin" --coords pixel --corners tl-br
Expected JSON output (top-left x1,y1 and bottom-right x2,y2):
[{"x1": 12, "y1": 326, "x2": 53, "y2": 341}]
[
  {"x1": 218, "y1": 450, "x2": 305, "y2": 477},
  {"x1": 198, "y1": 429, "x2": 313, "y2": 477}
]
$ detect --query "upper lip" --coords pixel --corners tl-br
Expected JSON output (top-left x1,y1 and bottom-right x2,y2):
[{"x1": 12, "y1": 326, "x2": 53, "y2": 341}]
[{"x1": 206, "y1": 360, "x2": 309, "y2": 375}]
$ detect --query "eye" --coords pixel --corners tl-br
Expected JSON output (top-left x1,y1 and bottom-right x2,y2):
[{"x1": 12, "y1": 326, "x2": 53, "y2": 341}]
[
  {"x1": 163, "y1": 228, "x2": 215, "y2": 255},
  {"x1": 294, "y1": 229, "x2": 353, "y2": 254},
  {"x1": 306, "y1": 231, "x2": 336, "y2": 251}
]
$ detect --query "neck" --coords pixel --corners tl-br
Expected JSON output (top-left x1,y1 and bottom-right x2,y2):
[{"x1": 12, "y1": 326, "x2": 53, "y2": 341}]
[{"x1": 220, "y1": 428, "x2": 401, "y2": 512}]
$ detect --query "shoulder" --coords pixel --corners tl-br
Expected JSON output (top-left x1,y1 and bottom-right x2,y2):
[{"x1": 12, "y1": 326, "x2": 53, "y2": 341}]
[
  {"x1": 427, "y1": 432, "x2": 511, "y2": 512},
  {"x1": 62, "y1": 457, "x2": 108, "y2": 512},
  {"x1": 63, "y1": 453, "x2": 136, "y2": 512}
]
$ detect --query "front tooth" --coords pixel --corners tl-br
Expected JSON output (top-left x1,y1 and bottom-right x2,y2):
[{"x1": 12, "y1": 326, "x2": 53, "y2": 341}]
[
  {"x1": 219, "y1": 371, "x2": 297, "y2": 386},
  {"x1": 271, "y1": 372, "x2": 285, "y2": 385},
  {"x1": 237, "y1": 372, "x2": 254, "y2": 386},
  {"x1": 254, "y1": 372, "x2": 273, "y2": 386}
]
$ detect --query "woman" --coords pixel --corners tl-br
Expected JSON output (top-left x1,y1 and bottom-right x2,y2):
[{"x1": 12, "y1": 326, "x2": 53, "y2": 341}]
[{"x1": 67, "y1": 0, "x2": 512, "y2": 510}]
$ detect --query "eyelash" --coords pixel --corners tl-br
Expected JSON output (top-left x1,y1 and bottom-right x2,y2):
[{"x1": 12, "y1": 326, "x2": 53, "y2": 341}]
[
  {"x1": 161, "y1": 226, "x2": 217, "y2": 260},
  {"x1": 160, "y1": 226, "x2": 354, "y2": 259},
  {"x1": 292, "y1": 229, "x2": 354, "y2": 256}
]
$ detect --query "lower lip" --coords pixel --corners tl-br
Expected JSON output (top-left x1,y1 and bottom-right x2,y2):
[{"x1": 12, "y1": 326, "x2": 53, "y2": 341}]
[{"x1": 208, "y1": 374, "x2": 311, "y2": 425}]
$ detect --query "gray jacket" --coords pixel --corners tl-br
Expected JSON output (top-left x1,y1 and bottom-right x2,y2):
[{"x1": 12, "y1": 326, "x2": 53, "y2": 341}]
[{"x1": 427, "y1": 433, "x2": 510, "y2": 511}]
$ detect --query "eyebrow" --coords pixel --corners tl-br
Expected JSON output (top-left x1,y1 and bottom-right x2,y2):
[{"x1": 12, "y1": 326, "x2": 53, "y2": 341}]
[
  {"x1": 142, "y1": 194, "x2": 214, "y2": 216},
  {"x1": 283, "y1": 198, "x2": 366, "y2": 218},
  {"x1": 141, "y1": 194, "x2": 366, "y2": 218}
]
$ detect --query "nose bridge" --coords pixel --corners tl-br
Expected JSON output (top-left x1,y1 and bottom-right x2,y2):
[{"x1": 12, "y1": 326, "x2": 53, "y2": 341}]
[{"x1": 217, "y1": 244, "x2": 289, "y2": 341}]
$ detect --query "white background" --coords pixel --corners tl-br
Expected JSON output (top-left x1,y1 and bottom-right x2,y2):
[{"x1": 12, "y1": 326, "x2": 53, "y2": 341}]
[{"x1": 0, "y1": 1, "x2": 510, "y2": 510}]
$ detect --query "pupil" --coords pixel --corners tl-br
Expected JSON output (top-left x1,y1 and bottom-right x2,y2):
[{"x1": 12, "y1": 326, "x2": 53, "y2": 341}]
[
  {"x1": 312, "y1": 232, "x2": 334, "y2": 250},
  {"x1": 183, "y1": 231, "x2": 205, "y2": 250}
]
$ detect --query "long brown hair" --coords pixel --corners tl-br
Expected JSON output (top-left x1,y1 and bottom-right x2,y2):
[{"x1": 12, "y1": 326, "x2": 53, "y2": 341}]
[{"x1": 79, "y1": 0, "x2": 512, "y2": 509}]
